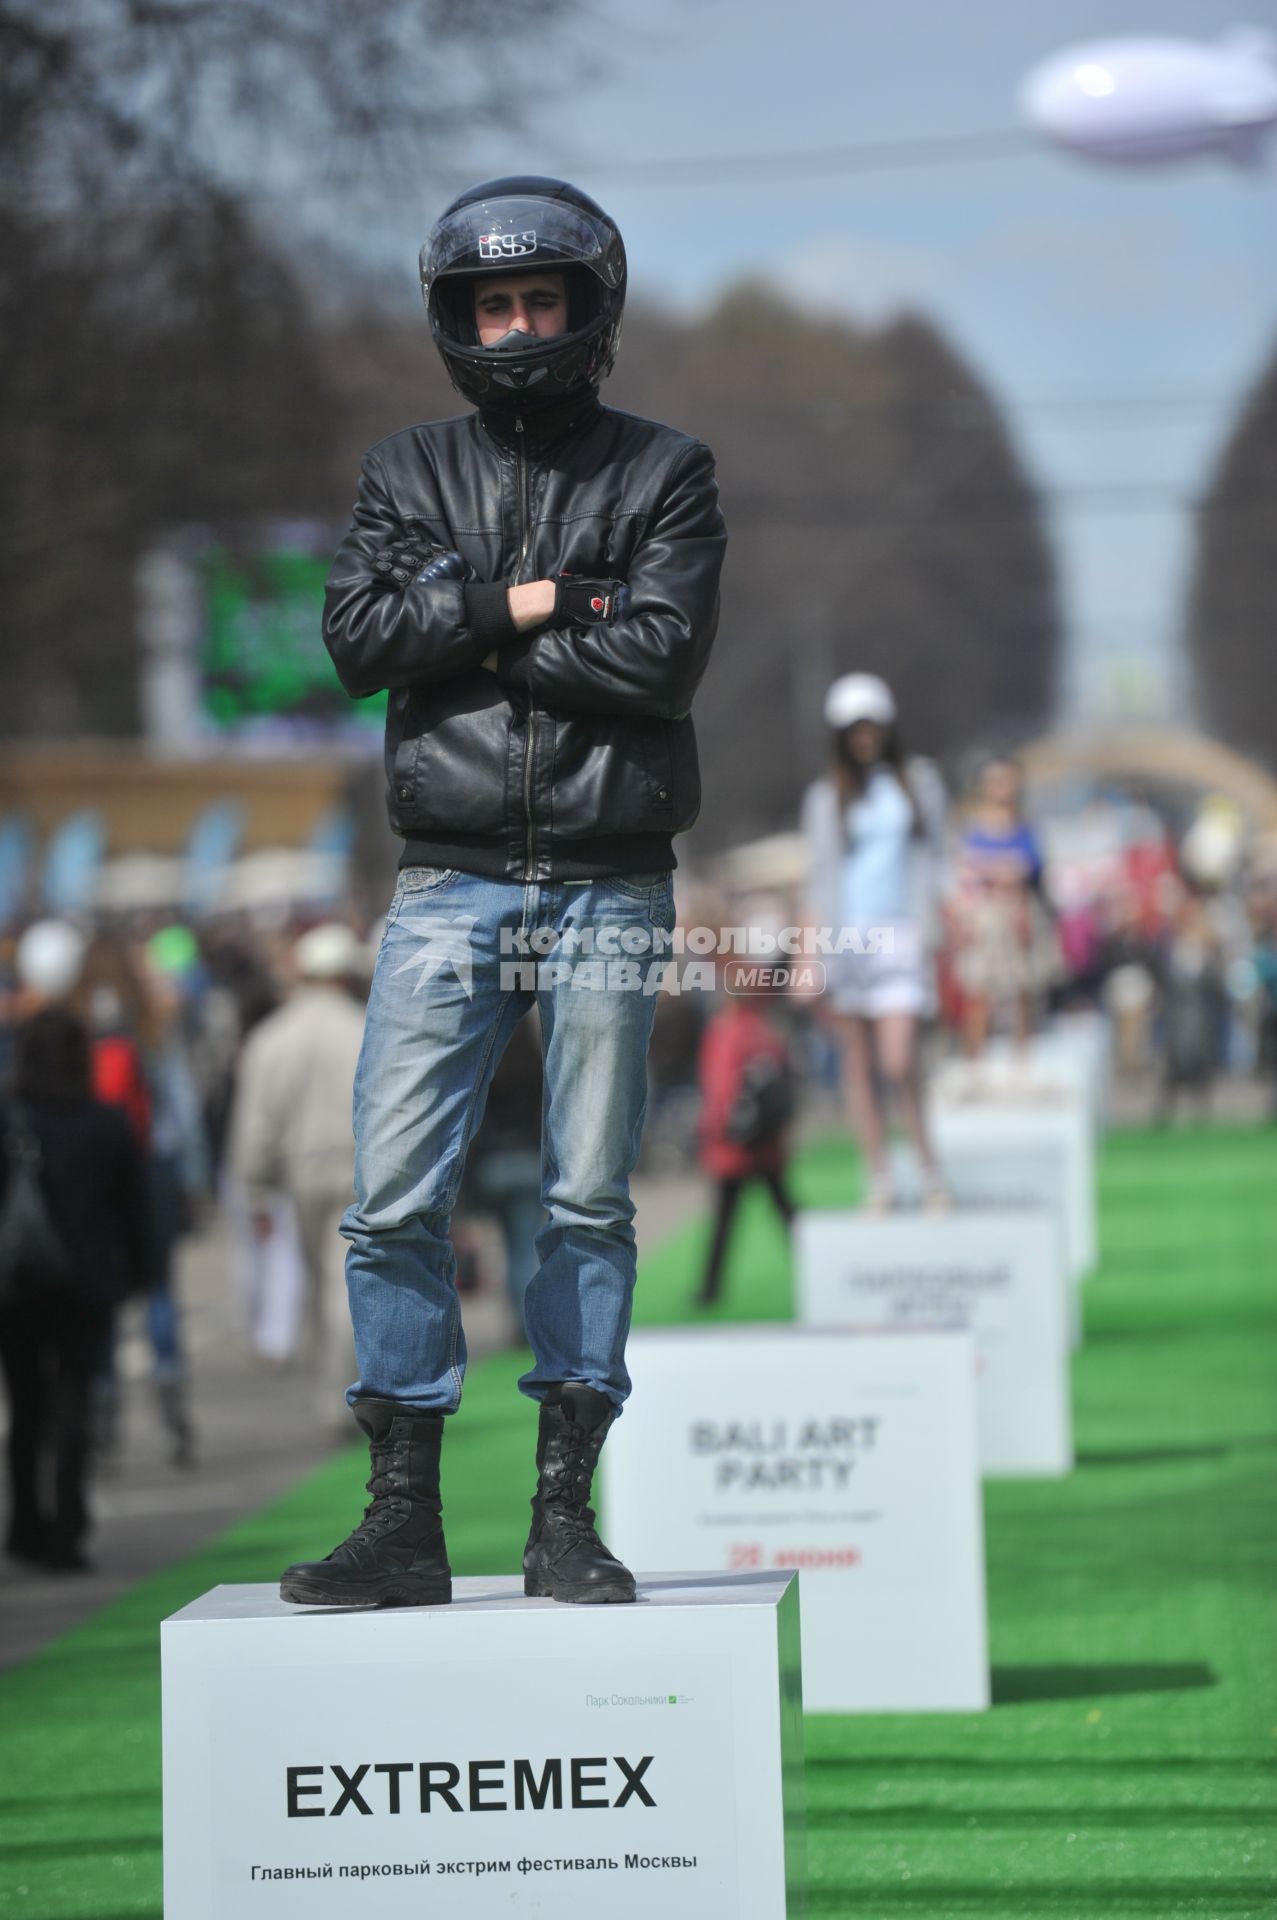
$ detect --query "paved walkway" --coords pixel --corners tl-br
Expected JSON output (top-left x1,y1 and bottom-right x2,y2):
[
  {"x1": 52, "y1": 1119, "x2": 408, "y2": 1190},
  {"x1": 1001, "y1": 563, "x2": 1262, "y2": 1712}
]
[{"x1": 0, "y1": 1173, "x2": 705, "y2": 1671}]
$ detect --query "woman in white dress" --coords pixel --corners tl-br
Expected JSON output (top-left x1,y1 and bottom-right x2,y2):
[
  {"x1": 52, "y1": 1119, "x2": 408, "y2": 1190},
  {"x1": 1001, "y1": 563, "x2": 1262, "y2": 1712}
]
[{"x1": 801, "y1": 674, "x2": 948, "y2": 1211}]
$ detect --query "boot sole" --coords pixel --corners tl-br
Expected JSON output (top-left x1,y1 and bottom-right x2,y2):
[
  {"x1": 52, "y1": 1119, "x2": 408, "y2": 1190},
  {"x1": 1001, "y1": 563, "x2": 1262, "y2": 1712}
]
[
  {"x1": 524, "y1": 1574, "x2": 636, "y2": 1605},
  {"x1": 279, "y1": 1573, "x2": 452, "y2": 1609}
]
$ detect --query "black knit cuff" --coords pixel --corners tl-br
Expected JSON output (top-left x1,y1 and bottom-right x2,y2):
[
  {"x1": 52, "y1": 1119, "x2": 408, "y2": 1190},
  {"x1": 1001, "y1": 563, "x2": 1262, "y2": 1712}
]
[{"x1": 463, "y1": 582, "x2": 519, "y2": 650}]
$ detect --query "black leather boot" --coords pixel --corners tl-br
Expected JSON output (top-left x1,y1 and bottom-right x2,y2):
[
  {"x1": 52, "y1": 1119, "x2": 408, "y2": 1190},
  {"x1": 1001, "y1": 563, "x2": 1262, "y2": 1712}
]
[
  {"x1": 523, "y1": 1384, "x2": 636, "y2": 1604},
  {"x1": 279, "y1": 1399, "x2": 451, "y2": 1608}
]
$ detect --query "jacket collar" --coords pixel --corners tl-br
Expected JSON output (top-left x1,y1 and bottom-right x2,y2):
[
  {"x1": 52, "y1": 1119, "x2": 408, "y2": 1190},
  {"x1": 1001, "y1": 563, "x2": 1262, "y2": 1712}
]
[{"x1": 478, "y1": 388, "x2": 602, "y2": 453}]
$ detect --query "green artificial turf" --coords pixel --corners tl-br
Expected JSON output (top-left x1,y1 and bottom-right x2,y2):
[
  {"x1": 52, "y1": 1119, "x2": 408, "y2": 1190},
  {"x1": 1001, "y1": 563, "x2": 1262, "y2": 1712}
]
[{"x1": 1, "y1": 1126, "x2": 1274, "y2": 1917}]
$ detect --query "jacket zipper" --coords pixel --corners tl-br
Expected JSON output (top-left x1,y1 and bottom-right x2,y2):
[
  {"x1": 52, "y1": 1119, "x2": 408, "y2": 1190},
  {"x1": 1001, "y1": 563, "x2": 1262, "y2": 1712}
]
[{"x1": 515, "y1": 416, "x2": 538, "y2": 882}]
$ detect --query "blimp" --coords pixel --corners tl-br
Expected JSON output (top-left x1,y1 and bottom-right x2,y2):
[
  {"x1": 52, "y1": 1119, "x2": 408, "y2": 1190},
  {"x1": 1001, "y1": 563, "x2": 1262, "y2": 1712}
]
[{"x1": 1020, "y1": 29, "x2": 1277, "y2": 166}]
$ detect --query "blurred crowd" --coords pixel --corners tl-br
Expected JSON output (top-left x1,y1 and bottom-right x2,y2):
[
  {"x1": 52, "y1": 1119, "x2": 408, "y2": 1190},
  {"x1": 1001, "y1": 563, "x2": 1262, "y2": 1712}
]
[{"x1": 2, "y1": 688, "x2": 1276, "y2": 1577}]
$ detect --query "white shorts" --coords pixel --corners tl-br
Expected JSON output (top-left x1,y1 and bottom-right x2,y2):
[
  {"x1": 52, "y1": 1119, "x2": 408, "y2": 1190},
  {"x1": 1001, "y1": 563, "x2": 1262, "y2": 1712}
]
[{"x1": 825, "y1": 926, "x2": 935, "y2": 1020}]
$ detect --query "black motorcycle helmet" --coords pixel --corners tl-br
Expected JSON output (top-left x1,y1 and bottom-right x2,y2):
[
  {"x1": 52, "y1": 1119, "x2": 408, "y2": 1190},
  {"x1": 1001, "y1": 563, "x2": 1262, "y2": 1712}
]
[{"x1": 420, "y1": 175, "x2": 626, "y2": 410}]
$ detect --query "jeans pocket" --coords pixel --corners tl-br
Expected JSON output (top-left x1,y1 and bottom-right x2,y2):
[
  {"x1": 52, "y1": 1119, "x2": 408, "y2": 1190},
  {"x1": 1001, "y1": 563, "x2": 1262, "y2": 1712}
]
[
  {"x1": 385, "y1": 867, "x2": 460, "y2": 926},
  {"x1": 398, "y1": 866, "x2": 460, "y2": 894},
  {"x1": 607, "y1": 869, "x2": 672, "y2": 903}
]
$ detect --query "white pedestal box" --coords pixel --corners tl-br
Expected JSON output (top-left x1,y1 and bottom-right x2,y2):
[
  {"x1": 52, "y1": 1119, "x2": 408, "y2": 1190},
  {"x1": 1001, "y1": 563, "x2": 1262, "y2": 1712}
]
[
  {"x1": 889, "y1": 1148, "x2": 1081, "y2": 1351},
  {"x1": 942, "y1": 1020, "x2": 1112, "y2": 1134},
  {"x1": 603, "y1": 1327, "x2": 988, "y2": 1714},
  {"x1": 926, "y1": 1094, "x2": 1098, "y2": 1287},
  {"x1": 162, "y1": 1574, "x2": 806, "y2": 1920},
  {"x1": 1052, "y1": 1011, "x2": 1114, "y2": 1127},
  {"x1": 795, "y1": 1209, "x2": 1073, "y2": 1477}
]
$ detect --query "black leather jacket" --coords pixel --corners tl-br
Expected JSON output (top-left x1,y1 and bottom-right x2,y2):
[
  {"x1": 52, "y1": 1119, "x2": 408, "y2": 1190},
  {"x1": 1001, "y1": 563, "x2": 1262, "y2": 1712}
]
[{"x1": 323, "y1": 395, "x2": 727, "y2": 882}]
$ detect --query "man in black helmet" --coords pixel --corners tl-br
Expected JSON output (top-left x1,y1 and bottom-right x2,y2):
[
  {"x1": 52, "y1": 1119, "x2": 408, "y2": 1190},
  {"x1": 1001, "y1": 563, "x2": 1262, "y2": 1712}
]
[{"x1": 280, "y1": 178, "x2": 726, "y2": 1610}]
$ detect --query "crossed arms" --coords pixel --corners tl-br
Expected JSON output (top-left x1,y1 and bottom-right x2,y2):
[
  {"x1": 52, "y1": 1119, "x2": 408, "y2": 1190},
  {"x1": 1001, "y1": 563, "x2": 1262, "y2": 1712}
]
[{"x1": 322, "y1": 441, "x2": 726, "y2": 722}]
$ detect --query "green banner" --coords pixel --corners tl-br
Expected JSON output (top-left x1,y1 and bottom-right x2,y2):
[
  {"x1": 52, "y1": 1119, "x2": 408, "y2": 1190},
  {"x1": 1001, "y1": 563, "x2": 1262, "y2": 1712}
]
[{"x1": 201, "y1": 545, "x2": 386, "y2": 734}]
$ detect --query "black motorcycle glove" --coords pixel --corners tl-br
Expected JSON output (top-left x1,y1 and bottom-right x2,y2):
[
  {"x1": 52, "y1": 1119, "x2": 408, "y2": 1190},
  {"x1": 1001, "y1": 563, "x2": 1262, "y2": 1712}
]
[
  {"x1": 551, "y1": 574, "x2": 630, "y2": 628},
  {"x1": 372, "y1": 523, "x2": 473, "y2": 591}
]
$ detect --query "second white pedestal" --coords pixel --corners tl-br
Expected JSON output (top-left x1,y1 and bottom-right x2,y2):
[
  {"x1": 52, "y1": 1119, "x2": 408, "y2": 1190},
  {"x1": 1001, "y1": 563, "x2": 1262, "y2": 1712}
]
[
  {"x1": 603, "y1": 1326, "x2": 989, "y2": 1714},
  {"x1": 980, "y1": 1020, "x2": 1112, "y2": 1131},
  {"x1": 927, "y1": 1093, "x2": 1098, "y2": 1288},
  {"x1": 795, "y1": 1208, "x2": 1073, "y2": 1476}
]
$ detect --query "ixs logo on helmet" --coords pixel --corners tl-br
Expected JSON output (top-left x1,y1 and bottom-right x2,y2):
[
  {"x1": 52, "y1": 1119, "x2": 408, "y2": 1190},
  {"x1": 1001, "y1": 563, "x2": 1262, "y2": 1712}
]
[{"x1": 479, "y1": 230, "x2": 537, "y2": 261}]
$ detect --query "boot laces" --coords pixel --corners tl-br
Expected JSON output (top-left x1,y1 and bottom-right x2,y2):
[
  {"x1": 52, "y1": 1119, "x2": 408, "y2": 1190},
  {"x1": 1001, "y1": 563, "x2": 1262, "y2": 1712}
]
[
  {"x1": 340, "y1": 1450, "x2": 408, "y2": 1547},
  {"x1": 541, "y1": 1448, "x2": 603, "y2": 1543}
]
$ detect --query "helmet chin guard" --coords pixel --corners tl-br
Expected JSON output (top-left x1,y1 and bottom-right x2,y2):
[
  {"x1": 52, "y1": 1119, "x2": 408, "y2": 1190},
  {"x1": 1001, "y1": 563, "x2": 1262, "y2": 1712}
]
[{"x1": 420, "y1": 176, "x2": 626, "y2": 411}]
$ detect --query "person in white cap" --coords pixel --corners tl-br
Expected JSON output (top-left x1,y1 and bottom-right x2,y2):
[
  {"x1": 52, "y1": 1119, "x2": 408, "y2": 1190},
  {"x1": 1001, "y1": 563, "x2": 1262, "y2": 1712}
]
[
  {"x1": 801, "y1": 674, "x2": 949, "y2": 1211},
  {"x1": 226, "y1": 925, "x2": 368, "y2": 1416},
  {"x1": 13, "y1": 919, "x2": 89, "y2": 1009}
]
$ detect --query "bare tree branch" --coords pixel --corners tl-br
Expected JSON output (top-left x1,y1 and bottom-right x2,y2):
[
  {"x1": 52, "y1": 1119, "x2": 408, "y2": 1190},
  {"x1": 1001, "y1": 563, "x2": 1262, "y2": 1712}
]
[{"x1": 0, "y1": 0, "x2": 584, "y2": 735}]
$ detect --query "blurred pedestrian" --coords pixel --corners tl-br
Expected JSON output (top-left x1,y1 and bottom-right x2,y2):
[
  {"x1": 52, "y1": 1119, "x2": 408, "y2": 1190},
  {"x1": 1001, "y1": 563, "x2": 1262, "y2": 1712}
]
[
  {"x1": 1156, "y1": 887, "x2": 1228, "y2": 1124},
  {"x1": 461, "y1": 1011, "x2": 545, "y2": 1342},
  {"x1": 1095, "y1": 883, "x2": 1161, "y2": 1077},
  {"x1": 801, "y1": 673, "x2": 948, "y2": 1211},
  {"x1": 695, "y1": 964, "x2": 796, "y2": 1305},
  {"x1": 134, "y1": 927, "x2": 211, "y2": 1466},
  {"x1": 643, "y1": 990, "x2": 708, "y2": 1173},
  {"x1": 0, "y1": 1009, "x2": 147, "y2": 1571},
  {"x1": 949, "y1": 756, "x2": 1058, "y2": 1063},
  {"x1": 1249, "y1": 885, "x2": 1277, "y2": 1118},
  {"x1": 224, "y1": 1179, "x2": 307, "y2": 1367},
  {"x1": 12, "y1": 919, "x2": 88, "y2": 1015},
  {"x1": 226, "y1": 923, "x2": 366, "y2": 1419},
  {"x1": 188, "y1": 930, "x2": 280, "y2": 1176},
  {"x1": 15, "y1": 920, "x2": 159, "y2": 1463},
  {"x1": 73, "y1": 932, "x2": 153, "y2": 1143}
]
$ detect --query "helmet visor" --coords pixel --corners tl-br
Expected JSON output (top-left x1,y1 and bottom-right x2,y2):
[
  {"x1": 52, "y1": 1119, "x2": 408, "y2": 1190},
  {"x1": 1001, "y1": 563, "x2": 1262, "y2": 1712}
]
[{"x1": 423, "y1": 194, "x2": 623, "y2": 292}]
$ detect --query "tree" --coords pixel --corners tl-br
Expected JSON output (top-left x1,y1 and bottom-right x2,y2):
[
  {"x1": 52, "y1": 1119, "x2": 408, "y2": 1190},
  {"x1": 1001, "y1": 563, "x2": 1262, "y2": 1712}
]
[
  {"x1": 0, "y1": 0, "x2": 578, "y2": 735},
  {"x1": 1187, "y1": 336, "x2": 1277, "y2": 769},
  {"x1": 607, "y1": 287, "x2": 1060, "y2": 849}
]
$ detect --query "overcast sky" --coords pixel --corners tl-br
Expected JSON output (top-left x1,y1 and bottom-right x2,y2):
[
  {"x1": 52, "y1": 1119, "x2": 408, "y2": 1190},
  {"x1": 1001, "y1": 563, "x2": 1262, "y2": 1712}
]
[{"x1": 315, "y1": 0, "x2": 1277, "y2": 731}]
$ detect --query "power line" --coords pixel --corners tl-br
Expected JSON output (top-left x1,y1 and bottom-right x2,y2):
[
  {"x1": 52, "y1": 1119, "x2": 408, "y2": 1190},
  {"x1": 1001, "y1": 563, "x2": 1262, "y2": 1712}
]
[
  {"x1": 772, "y1": 390, "x2": 1276, "y2": 427},
  {"x1": 78, "y1": 125, "x2": 1039, "y2": 214},
  {"x1": 999, "y1": 393, "x2": 1277, "y2": 420},
  {"x1": 534, "y1": 128, "x2": 1038, "y2": 186},
  {"x1": 10, "y1": 126, "x2": 1036, "y2": 219},
  {"x1": 721, "y1": 485, "x2": 1277, "y2": 526},
  {"x1": 224, "y1": 127, "x2": 1040, "y2": 201}
]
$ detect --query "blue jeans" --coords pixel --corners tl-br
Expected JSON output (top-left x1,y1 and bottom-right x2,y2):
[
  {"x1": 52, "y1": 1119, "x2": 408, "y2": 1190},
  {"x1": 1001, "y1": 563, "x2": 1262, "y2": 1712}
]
[
  {"x1": 342, "y1": 866, "x2": 674, "y2": 1415},
  {"x1": 469, "y1": 1147, "x2": 545, "y2": 1338}
]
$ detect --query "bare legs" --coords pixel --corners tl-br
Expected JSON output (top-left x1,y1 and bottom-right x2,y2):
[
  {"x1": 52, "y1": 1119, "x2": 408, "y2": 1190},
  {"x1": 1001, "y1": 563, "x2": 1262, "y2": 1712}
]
[
  {"x1": 962, "y1": 988, "x2": 1033, "y2": 1078},
  {"x1": 961, "y1": 993, "x2": 990, "y2": 1060},
  {"x1": 836, "y1": 1011, "x2": 941, "y2": 1205},
  {"x1": 838, "y1": 1015, "x2": 887, "y2": 1184}
]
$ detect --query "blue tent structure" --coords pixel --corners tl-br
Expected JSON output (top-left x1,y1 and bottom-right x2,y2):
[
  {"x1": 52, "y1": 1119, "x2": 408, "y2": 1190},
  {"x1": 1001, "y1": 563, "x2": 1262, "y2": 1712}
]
[
  {"x1": 40, "y1": 809, "x2": 105, "y2": 916},
  {"x1": 181, "y1": 799, "x2": 247, "y2": 918},
  {"x1": 0, "y1": 815, "x2": 33, "y2": 926}
]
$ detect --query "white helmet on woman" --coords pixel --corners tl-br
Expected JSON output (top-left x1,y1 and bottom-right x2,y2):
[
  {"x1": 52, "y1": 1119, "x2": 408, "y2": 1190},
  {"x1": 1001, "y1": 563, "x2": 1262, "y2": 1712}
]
[{"x1": 823, "y1": 673, "x2": 897, "y2": 730}]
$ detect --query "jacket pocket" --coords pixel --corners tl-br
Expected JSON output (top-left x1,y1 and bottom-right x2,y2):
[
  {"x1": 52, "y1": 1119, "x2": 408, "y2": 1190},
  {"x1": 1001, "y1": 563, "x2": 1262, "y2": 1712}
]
[
  {"x1": 389, "y1": 730, "x2": 423, "y2": 820},
  {"x1": 549, "y1": 715, "x2": 673, "y2": 840},
  {"x1": 388, "y1": 692, "x2": 512, "y2": 838}
]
